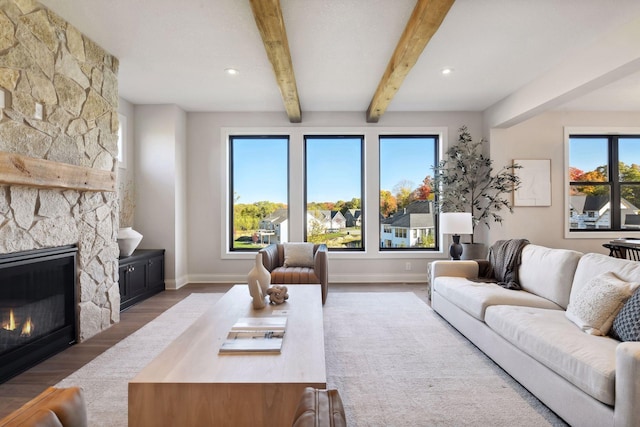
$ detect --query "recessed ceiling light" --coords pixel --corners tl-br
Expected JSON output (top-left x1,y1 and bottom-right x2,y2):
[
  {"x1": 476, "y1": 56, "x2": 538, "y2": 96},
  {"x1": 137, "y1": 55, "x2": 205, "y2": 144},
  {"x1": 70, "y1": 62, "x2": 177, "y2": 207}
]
[
  {"x1": 225, "y1": 68, "x2": 239, "y2": 76},
  {"x1": 441, "y1": 67, "x2": 454, "y2": 75}
]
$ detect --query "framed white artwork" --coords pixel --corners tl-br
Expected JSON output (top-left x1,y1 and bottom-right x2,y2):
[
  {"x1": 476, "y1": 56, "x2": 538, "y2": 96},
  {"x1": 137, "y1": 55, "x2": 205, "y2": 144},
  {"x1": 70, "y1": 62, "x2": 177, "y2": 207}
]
[{"x1": 513, "y1": 159, "x2": 551, "y2": 206}]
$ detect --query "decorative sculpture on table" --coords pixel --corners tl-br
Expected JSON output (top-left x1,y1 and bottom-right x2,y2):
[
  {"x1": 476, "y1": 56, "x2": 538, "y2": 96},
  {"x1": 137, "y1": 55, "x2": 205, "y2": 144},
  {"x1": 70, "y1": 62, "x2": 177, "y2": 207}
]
[
  {"x1": 247, "y1": 253, "x2": 270, "y2": 309},
  {"x1": 248, "y1": 280, "x2": 266, "y2": 309},
  {"x1": 266, "y1": 285, "x2": 289, "y2": 304}
]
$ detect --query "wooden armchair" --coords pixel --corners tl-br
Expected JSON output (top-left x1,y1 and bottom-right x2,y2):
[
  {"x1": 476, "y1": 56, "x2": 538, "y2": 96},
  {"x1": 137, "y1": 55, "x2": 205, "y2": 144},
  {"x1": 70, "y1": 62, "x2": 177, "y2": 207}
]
[{"x1": 259, "y1": 243, "x2": 328, "y2": 304}]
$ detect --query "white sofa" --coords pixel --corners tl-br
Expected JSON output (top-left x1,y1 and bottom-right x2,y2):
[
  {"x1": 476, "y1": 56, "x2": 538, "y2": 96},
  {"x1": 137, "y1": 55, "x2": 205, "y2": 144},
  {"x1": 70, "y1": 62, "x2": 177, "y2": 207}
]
[{"x1": 430, "y1": 244, "x2": 640, "y2": 427}]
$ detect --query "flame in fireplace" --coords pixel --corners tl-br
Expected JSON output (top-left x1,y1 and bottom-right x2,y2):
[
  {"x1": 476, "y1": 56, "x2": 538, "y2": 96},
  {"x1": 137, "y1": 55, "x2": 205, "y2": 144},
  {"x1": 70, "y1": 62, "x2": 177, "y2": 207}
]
[
  {"x1": 2, "y1": 309, "x2": 17, "y2": 331},
  {"x1": 21, "y1": 317, "x2": 34, "y2": 337}
]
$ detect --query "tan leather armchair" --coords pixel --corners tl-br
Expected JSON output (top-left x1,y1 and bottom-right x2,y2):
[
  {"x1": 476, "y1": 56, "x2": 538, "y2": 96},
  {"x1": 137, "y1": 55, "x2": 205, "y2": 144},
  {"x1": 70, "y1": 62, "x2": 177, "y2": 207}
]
[
  {"x1": 259, "y1": 243, "x2": 328, "y2": 304},
  {"x1": 0, "y1": 387, "x2": 88, "y2": 427}
]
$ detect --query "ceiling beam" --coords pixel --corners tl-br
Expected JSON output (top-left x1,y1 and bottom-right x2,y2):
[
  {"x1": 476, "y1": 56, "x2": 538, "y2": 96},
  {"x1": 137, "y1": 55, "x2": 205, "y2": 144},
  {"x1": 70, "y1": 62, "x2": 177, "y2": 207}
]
[
  {"x1": 249, "y1": 0, "x2": 302, "y2": 123},
  {"x1": 366, "y1": 0, "x2": 455, "y2": 123}
]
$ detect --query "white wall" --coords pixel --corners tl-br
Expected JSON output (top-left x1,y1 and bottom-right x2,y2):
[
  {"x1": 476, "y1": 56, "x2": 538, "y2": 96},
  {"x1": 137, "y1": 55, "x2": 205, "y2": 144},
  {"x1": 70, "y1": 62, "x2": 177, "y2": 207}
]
[
  {"x1": 186, "y1": 111, "x2": 482, "y2": 285},
  {"x1": 134, "y1": 104, "x2": 188, "y2": 288},
  {"x1": 175, "y1": 109, "x2": 188, "y2": 287},
  {"x1": 487, "y1": 110, "x2": 640, "y2": 254}
]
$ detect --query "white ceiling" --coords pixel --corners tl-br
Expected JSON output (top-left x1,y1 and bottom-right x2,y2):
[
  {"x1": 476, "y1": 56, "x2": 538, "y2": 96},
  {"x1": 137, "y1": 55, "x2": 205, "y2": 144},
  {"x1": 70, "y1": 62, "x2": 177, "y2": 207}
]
[{"x1": 40, "y1": 0, "x2": 640, "y2": 117}]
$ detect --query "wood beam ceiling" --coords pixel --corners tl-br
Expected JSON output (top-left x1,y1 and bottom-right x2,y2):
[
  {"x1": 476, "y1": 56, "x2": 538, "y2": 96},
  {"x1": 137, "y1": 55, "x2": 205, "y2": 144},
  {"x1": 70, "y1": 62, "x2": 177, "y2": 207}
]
[
  {"x1": 249, "y1": 0, "x2": 302, "y2": 123},
  {"x1": 366, "y1": 0, "x2": 455, "y2": 123}
]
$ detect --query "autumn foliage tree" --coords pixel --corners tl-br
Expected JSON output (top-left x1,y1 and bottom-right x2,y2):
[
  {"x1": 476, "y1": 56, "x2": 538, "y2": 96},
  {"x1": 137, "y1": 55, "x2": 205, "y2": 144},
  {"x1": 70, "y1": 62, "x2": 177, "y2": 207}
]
[
  {"x1": 393, "y1": 180, "x2": 414, "y2": 211},
  {"x1": 413, "y1": 175, "x2": 433, "y2": 200},
  {"x1": 380, "y1": 190, "x2": 397, "y2": 218}
]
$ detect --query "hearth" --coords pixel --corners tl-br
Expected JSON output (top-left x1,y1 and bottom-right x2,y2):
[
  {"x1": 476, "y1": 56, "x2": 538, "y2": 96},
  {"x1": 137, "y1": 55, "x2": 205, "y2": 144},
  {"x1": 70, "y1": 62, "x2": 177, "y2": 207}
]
[{"x1": 0, "y1": 245, "x2": 77, "y2": 383}]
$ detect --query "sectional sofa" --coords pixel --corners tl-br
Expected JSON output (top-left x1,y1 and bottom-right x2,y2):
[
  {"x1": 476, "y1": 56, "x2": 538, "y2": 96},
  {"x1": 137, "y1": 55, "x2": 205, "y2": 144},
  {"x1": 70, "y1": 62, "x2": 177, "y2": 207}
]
[{"x1": 430, "y1": 244, "x2": 640, "y2": 427}]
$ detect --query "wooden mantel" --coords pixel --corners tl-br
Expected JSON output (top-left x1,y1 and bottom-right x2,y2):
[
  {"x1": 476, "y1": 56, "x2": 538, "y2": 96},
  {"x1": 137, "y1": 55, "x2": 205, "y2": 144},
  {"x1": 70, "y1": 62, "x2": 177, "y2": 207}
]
[{"x1": 0, "y1": 152, "x2": 116, "y2": 192}]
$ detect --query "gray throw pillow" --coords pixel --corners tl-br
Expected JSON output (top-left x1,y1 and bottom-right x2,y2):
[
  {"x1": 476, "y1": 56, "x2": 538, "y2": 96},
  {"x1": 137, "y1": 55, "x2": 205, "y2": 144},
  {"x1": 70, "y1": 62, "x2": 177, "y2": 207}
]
[
  {"x1": 611, "y1": 287, "x2": 640, "y2": 341},
  {"x1": 283, "y1": 243, "x2": 315, "y2": 268}
]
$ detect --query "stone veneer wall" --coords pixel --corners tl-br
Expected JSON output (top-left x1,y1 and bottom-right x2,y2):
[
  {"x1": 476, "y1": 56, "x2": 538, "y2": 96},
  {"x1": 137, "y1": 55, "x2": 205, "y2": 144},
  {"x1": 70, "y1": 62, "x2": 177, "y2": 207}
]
[{"x1": 0, "y1": 0, "x2": 120, "y2": 340}]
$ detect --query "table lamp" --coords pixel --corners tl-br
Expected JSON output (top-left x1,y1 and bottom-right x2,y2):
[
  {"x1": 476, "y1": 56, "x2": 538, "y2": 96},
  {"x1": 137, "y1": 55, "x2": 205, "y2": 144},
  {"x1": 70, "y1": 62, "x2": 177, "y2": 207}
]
[{"x1": 440, "y1": 212, "x2": 473, "y2": 260}]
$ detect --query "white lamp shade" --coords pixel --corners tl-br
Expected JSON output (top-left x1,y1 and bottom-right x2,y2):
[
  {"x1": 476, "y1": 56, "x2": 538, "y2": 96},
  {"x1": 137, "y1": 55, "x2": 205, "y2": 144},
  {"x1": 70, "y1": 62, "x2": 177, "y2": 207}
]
[{"x1": 440, "y1": 212, "x2": 473, "y2": 235}]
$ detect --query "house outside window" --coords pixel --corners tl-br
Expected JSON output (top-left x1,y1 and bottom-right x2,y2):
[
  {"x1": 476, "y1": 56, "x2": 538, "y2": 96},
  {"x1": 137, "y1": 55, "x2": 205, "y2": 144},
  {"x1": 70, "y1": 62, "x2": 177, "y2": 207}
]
[
  {"x1": 379, "y1": 135, "x2": 438, "y2": 250},
  {"x1": 229, "y1": 136, "x2": 288, "y2": 250},
  {"x1": 305, "y1": 136, "x2": 363, "y2": 250},
  {"x1": 568, "y1": 134, "x2": 640, "y2": 232}
]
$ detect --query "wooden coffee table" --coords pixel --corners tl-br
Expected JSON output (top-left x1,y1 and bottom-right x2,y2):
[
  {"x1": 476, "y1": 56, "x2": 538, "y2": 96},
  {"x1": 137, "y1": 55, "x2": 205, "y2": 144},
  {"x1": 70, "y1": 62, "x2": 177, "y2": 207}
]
[{"x1": 128, "y1": 284, "x2": 326, "y2": 427}]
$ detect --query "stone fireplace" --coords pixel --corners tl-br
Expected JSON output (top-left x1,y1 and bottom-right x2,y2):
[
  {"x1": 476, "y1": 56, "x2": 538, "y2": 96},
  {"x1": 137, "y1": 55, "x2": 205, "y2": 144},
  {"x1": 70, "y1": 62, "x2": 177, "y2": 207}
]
[{"x1": 0, "y1": 1, "x2": 120, "y2": 342}]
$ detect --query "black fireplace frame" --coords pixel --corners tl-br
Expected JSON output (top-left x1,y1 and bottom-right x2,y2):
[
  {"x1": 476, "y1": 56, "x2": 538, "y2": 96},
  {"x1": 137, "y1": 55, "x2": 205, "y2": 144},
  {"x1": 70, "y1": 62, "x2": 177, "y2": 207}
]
[{"x1": 0, "y1": 245, "x2": 78, "y2": 383}]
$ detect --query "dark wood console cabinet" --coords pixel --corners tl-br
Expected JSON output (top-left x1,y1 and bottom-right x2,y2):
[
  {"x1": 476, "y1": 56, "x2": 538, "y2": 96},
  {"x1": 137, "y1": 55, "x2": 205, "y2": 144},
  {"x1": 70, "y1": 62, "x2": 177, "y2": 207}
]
[{"x1": 118, "y1": 249, "x2": 165, "y2": 311}]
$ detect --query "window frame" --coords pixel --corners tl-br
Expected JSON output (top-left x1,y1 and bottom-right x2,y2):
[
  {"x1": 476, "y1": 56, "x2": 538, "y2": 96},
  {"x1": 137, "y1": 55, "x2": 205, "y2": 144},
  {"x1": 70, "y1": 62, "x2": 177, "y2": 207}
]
[
  {"x1": 564, "y1": 127, "x2": 640, "y2": 239},
  {"x1": 228, "y1": 135, "x2": 290, "y2": 252},
  {"x1": 222, "y1": 126, "x2": 449, "y2": 260},
  {"x1": 378, "y1": 134, "x2": 439, "y2": 251},
  {"x1": 303, "y1": 135, "x2": 365, "y2": 251}
]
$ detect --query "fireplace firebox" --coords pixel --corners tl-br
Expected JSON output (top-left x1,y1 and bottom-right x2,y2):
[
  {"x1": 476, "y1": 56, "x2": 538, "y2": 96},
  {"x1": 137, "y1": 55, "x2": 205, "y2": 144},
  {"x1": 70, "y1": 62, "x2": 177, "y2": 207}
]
[{"x1": 0, "y1": 245, "x2": 77, "y2": 383}]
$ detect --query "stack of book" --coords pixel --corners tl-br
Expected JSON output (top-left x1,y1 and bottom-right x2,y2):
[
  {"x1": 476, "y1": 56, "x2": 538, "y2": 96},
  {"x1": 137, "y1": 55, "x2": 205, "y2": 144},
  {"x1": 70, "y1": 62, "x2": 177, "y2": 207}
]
[{"x1": 219, "y1": 316, "x2": 287, "y2": 354}]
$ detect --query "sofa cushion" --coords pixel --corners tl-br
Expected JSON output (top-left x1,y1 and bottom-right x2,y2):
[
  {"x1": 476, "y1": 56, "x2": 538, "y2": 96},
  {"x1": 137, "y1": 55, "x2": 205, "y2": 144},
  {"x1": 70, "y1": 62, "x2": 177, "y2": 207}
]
[
  {"x1": 283, "y1": 243, "x2": 315, "y2": 268},
  {"x1": 566, "y1": 271, "x2": 638, "y2": 336},
  {"x1": 572, "y1": 252, "x2": 640, "y2": 298},
  {"x1": 485, "y1": 305, "x2": 618, "y2": 405},
  {"x1": 611, "y1": 287, "x2": 640, "y2": 341},
  {"x1": 272, "y1": 266, "x2": 320, "y2": 285},
  {"x1": 518, "y1": 245, "x2": 583, "y2": 309},
  {"x1": 433, "y1": 277, "x2": 562, "y2": 321}
]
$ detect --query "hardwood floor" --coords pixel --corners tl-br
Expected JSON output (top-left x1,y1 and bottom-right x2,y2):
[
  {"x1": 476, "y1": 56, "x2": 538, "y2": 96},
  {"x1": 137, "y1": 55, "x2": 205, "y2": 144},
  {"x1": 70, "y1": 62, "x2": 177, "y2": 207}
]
[{"x1": 0, "y1": 282, "x2": 428, "y2": 418}]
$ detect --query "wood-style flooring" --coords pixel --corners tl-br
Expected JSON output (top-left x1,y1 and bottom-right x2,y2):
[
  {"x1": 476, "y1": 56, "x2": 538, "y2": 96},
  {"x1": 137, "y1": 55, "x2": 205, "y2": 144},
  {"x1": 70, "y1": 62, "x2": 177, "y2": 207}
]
[{"x1": 0, "y1": 282, "x2": 428, "y2": 418}]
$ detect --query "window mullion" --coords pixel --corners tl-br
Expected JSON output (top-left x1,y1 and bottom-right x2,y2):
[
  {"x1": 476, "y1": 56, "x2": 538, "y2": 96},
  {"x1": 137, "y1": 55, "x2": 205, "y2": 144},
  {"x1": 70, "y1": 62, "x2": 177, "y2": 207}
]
[{"x1": 611, "y1": 136, "x2": 621, "y2": 230}]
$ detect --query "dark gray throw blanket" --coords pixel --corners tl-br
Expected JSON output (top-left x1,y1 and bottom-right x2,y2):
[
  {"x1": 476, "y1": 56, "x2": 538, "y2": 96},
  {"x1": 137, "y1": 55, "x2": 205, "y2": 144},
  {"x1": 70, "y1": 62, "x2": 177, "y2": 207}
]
[{"x1": 483, "y1": 239, "x2": 530, "y2": 290}]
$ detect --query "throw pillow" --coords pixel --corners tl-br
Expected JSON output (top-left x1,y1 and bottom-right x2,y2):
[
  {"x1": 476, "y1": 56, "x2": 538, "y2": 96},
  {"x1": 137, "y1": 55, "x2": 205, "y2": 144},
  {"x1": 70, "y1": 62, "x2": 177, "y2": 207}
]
[
  {"x1": 565, "y1": 271, "x2": 639, "y2": 336},
  {"x1": 283, "y1": 243, "x2": 314, "y2": 268},
  {"x1": 611, "y1": 287, "x2": 640, "y2": 341}
]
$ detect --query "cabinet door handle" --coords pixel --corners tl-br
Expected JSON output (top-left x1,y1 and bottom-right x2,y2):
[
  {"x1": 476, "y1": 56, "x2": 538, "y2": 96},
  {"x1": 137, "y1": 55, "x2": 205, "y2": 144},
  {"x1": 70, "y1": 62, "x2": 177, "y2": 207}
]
[{"x1": 149, "y1": 260, "x2": 153, "y2": 265}]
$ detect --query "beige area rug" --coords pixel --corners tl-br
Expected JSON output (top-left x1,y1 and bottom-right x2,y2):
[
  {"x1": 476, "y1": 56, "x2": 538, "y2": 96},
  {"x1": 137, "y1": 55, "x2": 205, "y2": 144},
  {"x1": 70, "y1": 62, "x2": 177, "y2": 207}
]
[
  {"x1": 56, "y1": 293, "x2": 223, "y2": 427},
  {"x1": 323, "y1": 292, "x2": 567, "y2": 426},
  {"x1": 57, "y1": 292, "x2": 567, "y2": 426}
]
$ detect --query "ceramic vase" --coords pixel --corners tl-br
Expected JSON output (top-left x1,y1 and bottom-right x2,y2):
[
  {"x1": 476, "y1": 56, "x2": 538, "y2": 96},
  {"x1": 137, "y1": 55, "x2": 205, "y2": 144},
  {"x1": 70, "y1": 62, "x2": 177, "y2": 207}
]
[
  {"x1": 247, "y1": 253, "x2": 270, "y2": 309},
  {"x1": 117, "y1": 227, "x2": 143, "y2": 257}
]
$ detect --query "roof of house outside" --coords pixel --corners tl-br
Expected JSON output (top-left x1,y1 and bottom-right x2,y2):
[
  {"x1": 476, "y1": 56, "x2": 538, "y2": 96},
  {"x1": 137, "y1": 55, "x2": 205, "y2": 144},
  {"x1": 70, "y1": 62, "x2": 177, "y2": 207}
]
[{"x1": 382, "y1": 200, "x2": 434, "y2": 228}]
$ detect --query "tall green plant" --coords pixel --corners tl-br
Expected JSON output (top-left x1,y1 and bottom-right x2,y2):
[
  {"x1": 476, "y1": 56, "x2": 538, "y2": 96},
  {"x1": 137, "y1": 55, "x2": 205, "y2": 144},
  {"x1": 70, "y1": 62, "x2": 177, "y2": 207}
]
[{"x1": 433, "y1": 126, "x2": 521, "y2": 243}]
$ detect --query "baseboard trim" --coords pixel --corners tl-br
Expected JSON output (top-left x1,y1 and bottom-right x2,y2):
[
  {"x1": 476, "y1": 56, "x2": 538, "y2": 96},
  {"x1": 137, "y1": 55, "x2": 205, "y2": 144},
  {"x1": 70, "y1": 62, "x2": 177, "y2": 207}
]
[{"x1": 166, "y1": 275, "x2": 189, "y2": 290}]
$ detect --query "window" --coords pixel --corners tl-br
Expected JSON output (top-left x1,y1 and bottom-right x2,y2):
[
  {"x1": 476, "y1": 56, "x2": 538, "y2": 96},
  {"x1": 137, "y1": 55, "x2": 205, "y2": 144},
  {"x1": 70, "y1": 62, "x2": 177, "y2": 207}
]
[
  {"x1": 117, "y1": 113, "x2": 126, "y2": 168},
  {"x1": 379, "y1": 136, "x2": 438, "y2": 249},
  {"x1": 569, "y1": 135, "x2": 640, "y2": 231},
  {"x1": 304, "y1": 136, "x2": 363, "y2": 249},
  {"x1": 229, "y1": 136, "x2": 288, "y2": 250}
]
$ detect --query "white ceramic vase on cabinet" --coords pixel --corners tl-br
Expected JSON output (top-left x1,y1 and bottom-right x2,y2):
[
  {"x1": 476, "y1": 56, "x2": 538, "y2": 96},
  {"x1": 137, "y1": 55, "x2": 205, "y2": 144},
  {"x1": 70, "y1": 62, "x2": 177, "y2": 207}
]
[{"x1": 117, "y1": 227, "x2": 143, "y2": 257}]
